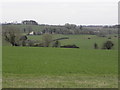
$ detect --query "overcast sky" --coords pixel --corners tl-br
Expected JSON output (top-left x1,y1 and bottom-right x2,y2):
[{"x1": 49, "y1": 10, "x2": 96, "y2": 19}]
[{"x1": 0, "y1": 0, "x2": 119, "y2": 25}]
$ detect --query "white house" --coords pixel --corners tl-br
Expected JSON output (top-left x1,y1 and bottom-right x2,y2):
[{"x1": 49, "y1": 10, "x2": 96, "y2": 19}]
[{"x1": 29, "y1": 31, "x2": 34, "y2": 35}]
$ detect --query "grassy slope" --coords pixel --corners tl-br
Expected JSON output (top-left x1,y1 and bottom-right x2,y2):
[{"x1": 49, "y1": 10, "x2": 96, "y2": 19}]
[
  {"x1": 28, "y1": 34, "x2": 118, "y2": 50},
  {"x1": 3, "y1": 47, "x2": 118, "y2": 75},
  {"x1": 2, "y1": 47, "x2": 118, "y2": 88},
  {"x1": 3, "y1": 34, "x2": 118, "y2": 50},
  {"x1": 2, "y1": 25, "x2": 118, "y2": 87}
]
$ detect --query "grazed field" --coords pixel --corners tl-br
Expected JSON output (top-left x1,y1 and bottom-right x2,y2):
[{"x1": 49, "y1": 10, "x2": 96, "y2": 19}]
[
  {"x1": 28, "y1": 34, "x2": 118, "y2": 50},
  {"x1": 2, "y1": 47, "x2": 118, "y2": 88}
]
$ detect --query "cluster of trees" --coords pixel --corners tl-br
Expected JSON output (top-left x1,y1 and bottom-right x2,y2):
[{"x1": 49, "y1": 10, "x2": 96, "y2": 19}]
[
  {"x1": 41, "y1": 26, "x2": 95, "y2": 35},
  {"x1": 2, "y1": 26, "x2": 21, "y2": 46},
  {"x1": 1, "y1": 20, "x2": 118, "y2": 35},
  {"x1": 1, "y1": 20, "x2": 38, "y2": 25},
  {"x1": 22, "y1": 20, "x2": 38, "y2": 25},
  {"x1": 94, "y1": 41, "x2": 114, "y2": 50},
  {"x1": 28, "y1": 24, "x2": 118, "y2": 35}
]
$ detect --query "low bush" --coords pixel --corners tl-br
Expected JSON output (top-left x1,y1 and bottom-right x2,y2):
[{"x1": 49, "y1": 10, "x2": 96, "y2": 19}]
[{"x1": 60, "y1": 44, "x2": 79, "y2": 48}]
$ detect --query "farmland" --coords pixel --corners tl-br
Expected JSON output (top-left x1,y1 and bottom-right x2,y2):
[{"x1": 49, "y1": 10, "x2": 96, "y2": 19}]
[
  {"x1": 2, "y1": 46, "x2": 118, "y2": 88},
  {"x1": 28, "y1": 34, "x2": 118, "y2": 50},
  {"x1": 1, "y1": 0, "x2": 119, "y2": 87},
  {"x1": 2, "y1": 24, "x2": 118, "y2": 88}
]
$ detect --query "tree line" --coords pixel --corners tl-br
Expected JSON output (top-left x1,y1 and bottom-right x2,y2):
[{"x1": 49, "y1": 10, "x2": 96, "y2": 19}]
[{"x1": 1, "y1": 20, "x2": 118, "y2": 35}]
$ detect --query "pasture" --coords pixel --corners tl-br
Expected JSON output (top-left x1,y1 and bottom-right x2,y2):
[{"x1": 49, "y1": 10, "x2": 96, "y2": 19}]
[
  {"x1": 2, "y1": 46, "x2": 118, "y2": 88},
  {"x1": 2, "y1": 26, "x2": 118, "y2": 88},
  {"x1": 28, "y1": 34, "x2": 118, "y2": 50}
]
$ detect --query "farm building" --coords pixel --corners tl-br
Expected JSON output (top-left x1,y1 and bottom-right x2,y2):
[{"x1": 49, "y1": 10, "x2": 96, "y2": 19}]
[{"x1": 28, "y1": 31, "x2": 34, "y2": 35}]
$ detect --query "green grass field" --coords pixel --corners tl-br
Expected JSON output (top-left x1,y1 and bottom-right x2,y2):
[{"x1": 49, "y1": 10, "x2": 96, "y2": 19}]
[
  {"x1": 3, "y1": 46, "x2": 118, "y2": 88},
  {"x1": 2, "y1": 24, "x2": 118, "y2": 88},
  {"x1": 28, "y1": 34, "x2": 118, "y2": 50}
]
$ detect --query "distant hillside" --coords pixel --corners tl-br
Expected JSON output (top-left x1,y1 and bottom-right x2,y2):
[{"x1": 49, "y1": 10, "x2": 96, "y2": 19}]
[{"x1": 2, "y1": 24, "x2": 118, "y2": 35}]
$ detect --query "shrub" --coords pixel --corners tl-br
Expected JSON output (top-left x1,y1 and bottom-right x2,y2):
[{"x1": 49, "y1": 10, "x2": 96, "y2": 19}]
[
  {"x1": 52, "y1": 40, "x2": 61, "y2": 47},
  {"x1": 108, "y1": 37, "x2": 111, "y2": 39},
  {"x1": 102, "y1": 41, "x2": 114, "y2": 50},
  {"x1": 94, "y1": 43, "x2": 98, "y2": 49},
  {"x1": 60, "y1": 44, "x2": 79, "y2": 48}
]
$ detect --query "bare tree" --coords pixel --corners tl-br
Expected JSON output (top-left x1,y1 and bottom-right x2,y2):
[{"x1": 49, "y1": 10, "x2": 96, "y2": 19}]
[
  {"x1": 2, "y1": 26, "x2": 21, "y2": 46},
  {"x1": 42, "y1": 34, "x2": 52, "y2": 47}
]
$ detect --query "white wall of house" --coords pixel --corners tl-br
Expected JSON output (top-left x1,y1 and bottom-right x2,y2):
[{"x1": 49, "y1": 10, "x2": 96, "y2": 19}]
[{"x1": 29, "y1": 31, "x2": 34, "y2": 35}]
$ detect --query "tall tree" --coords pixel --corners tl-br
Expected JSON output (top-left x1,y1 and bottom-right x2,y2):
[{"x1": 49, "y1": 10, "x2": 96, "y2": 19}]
[
  {"x1": 42, "y1": 34, "x2": 52, "y2": 47},
  {"x1": 2, "y1": 26, "x2": 21, "y2": 46}
]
